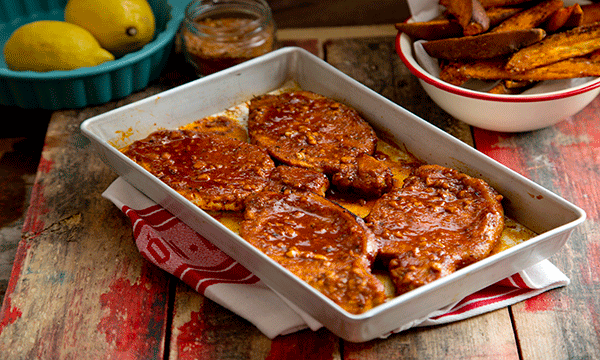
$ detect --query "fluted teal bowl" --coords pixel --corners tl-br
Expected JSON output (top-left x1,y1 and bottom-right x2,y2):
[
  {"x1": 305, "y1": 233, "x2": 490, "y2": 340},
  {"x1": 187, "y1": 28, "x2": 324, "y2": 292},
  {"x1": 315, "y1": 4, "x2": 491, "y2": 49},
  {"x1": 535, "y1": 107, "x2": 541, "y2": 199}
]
[{"x1": 0, "y1": 0, "x2": 186, "y2": 109}]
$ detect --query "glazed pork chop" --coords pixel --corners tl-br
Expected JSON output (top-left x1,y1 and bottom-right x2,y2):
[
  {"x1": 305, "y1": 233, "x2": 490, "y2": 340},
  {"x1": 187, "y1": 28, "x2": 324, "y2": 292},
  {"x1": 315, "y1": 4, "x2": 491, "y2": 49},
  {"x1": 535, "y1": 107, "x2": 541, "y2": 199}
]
[
  {"x1": 332, "y1": 153, "x2": 394, "y2": 198},
  {"x1": 266, "y1": 165, "x2": 331, "y2": 197},
  {"x1": 366, "y1": 164, "x2": 504, "y2": 295},
  {"x1": 240, "y1": 189, "x2": 387, "y2": 314},
  {"x1": 247, "y1": 91, "x2": 378, "y2": 174},
  {"x1": 121, "y1": 130, "x2": 275, "y2": 211}
]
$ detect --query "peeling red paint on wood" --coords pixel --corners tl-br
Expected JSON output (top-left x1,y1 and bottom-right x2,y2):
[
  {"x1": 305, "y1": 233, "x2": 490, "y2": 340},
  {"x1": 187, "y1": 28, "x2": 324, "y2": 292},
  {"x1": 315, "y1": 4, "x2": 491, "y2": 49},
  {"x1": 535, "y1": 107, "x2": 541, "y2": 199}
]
[
  {"x1": 547, "y1": 122, "x2": 600, "y2": 221},
  {"x1": 173, "y1": 295, "x2": 269, "y2": 360},
  {"x1": 0, "y1": 239, "x2": 29, "y2": 335},
  {"x1": 0, "y1": 298, "x2": 22, "y2": 335},
  {"x1": 266, "y1": 329, "x2": 338, "y2": 360},
  {"x1": 97, "y1": 262, "x2": 169, "y2": 358},
  {"x1": 36, "y1": 153, "x2": 54, "y2": 174},
  {"x1": 589, "y1": 297, "x2": 600, "y2": 340},
  {"x1": 21, "y1": 181, "x2": 48, "y2": 235},
  {"x1": 475, "y1": 113, "x2": 600, "y2": 221},
  {"x1": 473, "y1": 129, "x2": 530, "y2": 177},
  {"x1": 22, "y1": 156, "x2": 55, "y2": 235},
  {"x1": 581, "y1": 241, "x2": 600, "y2": 285},
  {"x1": 175, "y1": 309, "x2": 208, "y2": 359}
]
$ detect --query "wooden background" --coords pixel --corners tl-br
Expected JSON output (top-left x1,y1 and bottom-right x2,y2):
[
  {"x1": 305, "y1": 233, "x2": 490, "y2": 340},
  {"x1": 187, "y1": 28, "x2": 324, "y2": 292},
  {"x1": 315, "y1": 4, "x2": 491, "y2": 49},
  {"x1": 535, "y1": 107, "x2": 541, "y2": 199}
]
[{"x1": 2, "y1": 1, "x2": 600, "y2": 359}]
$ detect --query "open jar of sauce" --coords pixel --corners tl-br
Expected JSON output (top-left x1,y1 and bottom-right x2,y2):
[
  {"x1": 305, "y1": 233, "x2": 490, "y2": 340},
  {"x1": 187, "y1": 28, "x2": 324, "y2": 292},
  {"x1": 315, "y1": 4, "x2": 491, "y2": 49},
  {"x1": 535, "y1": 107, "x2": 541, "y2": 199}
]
[{"x1": 181, "y1": 0, "x2": 276, "y2": 76}]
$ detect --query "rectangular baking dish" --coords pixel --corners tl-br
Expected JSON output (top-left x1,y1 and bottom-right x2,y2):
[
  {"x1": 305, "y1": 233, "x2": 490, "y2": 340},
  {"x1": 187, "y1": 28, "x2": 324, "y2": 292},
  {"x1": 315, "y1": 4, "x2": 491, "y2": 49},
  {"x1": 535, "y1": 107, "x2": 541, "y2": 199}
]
[{"x1": 81, "y1": 47, "x2": 585, "y2": 342}]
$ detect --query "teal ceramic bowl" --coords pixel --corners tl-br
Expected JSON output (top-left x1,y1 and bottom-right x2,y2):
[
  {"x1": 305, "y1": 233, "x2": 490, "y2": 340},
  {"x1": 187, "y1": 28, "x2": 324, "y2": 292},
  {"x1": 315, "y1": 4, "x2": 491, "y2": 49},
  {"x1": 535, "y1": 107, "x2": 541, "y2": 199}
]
[{"x1": 0, "y1": 0, "x2": 187, "y2": 109}]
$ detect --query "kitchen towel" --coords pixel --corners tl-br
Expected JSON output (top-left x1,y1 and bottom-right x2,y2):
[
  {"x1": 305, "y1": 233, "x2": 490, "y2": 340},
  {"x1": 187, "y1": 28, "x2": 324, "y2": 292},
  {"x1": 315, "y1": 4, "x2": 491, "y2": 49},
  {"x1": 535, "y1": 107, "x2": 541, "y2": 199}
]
[{"x1": 103, "y1": 176, "x2": 570, "y2": 339}]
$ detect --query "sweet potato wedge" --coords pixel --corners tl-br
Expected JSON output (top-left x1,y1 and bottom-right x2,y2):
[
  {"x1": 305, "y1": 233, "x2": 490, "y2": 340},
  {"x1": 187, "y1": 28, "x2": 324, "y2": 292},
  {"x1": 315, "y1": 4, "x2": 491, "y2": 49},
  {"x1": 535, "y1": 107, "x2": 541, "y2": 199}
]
[
  {"x1": 504, "y1": 79, "x2": 537, "y2": 89},
  {"x1": 395, "y1": 20, "x2": 463, "y2": 40},
  {"x1": 440, "y1": 0, "x2": 490, "y2": 35},
  {"x1": 487, "y1": 7, "x2": 525, "y2": 26},
  {"x1": 422, "y1": 28, "x2": 545, "y2": 60},
  {"x1": 564, "y1": 4, "x2": 584, "y2": 28},
  {"x1": 589, "y1": 49, "x2": 600, "y2": 61},
  {"x1": 439, "y1": 61, "x2": 470, "y2": 85},
  {"x1": 488, "y1": 81, "x2": 536, "y2": 94},
  {"x1": 440, "y1": 0, "x2": 474, "y2": 29},
  {"x1": 581, "y1": 3, "x2": 600, "y2": 25},
  {"x1": 545, "y1": 4, "x2": 583, "y2": 32},
  {"x1": 395, "y1": 7, "x2": 521, "y2": 40},
  {"x1": 507, "y1": 21, "x2": 600, "y2": 71},
  {"x1": 464, "y1": 0, "x2": 491, "y2": 35},
  {"x1": 450, "y1": 55, "x2": 600, "y2": 81},
  {"x1": 491, "y1": 0, "x2": 564, "y2": 32}
]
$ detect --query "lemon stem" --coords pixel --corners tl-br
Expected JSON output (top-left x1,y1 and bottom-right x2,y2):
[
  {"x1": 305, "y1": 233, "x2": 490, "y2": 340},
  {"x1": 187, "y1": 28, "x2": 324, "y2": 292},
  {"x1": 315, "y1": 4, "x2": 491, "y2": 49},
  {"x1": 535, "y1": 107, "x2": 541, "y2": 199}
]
[{"x1": 126, "y1": 27, "x2": 137, "y2": 36}]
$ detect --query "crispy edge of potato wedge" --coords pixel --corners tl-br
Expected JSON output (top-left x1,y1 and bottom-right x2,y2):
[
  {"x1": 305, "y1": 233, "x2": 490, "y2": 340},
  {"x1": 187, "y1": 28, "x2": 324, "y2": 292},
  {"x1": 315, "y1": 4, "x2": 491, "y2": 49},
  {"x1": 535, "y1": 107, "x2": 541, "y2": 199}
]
[
  {"x1": 422, "y1": 28, "x2": 546, "y2": 60},
  {"x1": 582, "y1": 3, "x2": 600, "y2": 25},
  {"x1": 464, "y1": 0, "x2": 491, "y2": 36},
  {"x1": 506, "y1": 21, "x2": 600, "y2": 71},
  {"x1": 581, "y1": 3, "x2": 600, "y2": 25},
  {"x1": 395, "y1": 20, "x2": 463, "y2": 40},
  {"x1": 395, "y1": 6, "x2": 521, "y2": 40},
  {"x1": 488, "y1": 80, "x2": 537, "y2": 94},
  {"x1": 440, "y1": 0, "x2": 474, "y2": 29},
  {"x1": 439, "y1": 60, "x2": 470, "y2": 86},
  {"x1": 487, "y1": 7, "x2": 525, "y2": 26},
  {"x1": 490, "y1": 0, "x2": 564, "y2": 33},
  {"x1": 564, "y1": 4, "x2": 584, "y2": 28},
  {"x1": 545, "y1": 4, "x2": 583, "y2": 33},
  {"x1": 479, "y1": 0, "x2": 534, "y2": 8}
]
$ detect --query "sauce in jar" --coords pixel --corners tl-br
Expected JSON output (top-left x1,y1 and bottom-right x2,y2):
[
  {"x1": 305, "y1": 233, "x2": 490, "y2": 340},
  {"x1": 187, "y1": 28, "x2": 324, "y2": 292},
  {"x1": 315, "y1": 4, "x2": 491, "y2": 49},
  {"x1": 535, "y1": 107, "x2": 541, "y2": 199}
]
[{"x1": 182, "y1": 0, "x2": 276, "y2": 76}]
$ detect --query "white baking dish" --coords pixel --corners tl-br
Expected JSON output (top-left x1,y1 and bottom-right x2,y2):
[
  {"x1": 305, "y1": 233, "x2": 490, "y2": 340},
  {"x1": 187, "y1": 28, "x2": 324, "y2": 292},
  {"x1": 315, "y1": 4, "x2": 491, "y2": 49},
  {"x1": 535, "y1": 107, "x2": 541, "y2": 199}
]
[{"x1": 81, "y1": 47, "x2": 585, "y2": 342}]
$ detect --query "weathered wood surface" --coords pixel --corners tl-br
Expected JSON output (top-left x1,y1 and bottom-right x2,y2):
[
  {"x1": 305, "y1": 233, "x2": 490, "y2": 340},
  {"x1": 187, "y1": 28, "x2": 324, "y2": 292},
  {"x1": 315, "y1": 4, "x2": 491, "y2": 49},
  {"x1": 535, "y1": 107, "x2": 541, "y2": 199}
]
[
  {"x1": 1, "y1": 35, "x2": 599, "y2": 359},
  {"x1": 0, "y1": 91, "x2": 174, "y2": 359},
  {"x1": 0, "y1": 110, "x2": 50, "y2": 303},
  {"x1": 474, "y1": 120, "x2": 600, "y2": 358}
]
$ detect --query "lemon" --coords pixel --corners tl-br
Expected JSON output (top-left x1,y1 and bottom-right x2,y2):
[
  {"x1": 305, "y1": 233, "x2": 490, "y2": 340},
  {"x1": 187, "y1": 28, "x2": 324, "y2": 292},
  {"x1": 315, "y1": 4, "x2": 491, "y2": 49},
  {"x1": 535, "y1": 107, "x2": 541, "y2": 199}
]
[
  {"x1": 3, "y1": 20, "x2": 115, "y2": 72},
  {"x1": 64, "y1": 0, "x2": 156, "y2": 57}
]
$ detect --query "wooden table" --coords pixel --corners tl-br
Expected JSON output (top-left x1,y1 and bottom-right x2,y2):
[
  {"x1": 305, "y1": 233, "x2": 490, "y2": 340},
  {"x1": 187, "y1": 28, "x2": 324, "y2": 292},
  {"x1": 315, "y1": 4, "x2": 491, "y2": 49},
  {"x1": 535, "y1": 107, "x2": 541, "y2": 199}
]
[{"x1": 1, "y1": 31, "x2": 599, "y2": 359}]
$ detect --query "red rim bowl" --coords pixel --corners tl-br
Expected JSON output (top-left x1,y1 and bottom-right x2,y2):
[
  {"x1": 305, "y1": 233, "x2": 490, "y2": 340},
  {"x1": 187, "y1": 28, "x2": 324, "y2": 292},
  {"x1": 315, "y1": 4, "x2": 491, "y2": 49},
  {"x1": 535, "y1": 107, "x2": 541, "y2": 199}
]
[{"x1": 395, "y1": 31, "x2": 600, "y2": 103}]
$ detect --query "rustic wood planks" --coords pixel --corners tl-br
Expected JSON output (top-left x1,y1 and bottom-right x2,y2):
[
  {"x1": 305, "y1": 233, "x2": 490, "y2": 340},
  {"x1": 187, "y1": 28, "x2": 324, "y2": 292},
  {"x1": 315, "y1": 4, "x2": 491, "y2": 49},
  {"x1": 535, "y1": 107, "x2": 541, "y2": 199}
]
[
  {"x1": 473, "y1": 115, "x2": 600, "y2": 359},
  {"x1": 1, "y1": 34, "x2": 598, "y2": 359},
  {"x1": 0, "y1": 95, "x2": 173, "y2": 358}
]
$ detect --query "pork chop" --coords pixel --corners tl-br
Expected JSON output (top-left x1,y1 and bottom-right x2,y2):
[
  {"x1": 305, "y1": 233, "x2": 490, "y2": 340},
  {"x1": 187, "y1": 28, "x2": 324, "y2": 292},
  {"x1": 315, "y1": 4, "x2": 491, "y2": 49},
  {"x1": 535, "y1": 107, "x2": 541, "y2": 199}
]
[
  {"x1": 365, "y1": 164, "x2": 504, "y2": 295},
  {"x1": 240, "y1": 189, "x2": 387, "y2": 314},
  {"x1": 121, "y1": 129, "x2": 275, "y2": 211},
  {"x1": 247, "y1": 91, "x2": 378, "y2": 175}
]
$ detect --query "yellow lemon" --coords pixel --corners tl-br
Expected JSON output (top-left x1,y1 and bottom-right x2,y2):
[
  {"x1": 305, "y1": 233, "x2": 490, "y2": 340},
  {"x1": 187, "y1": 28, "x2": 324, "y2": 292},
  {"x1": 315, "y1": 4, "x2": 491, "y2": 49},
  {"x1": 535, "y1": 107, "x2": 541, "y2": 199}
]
[
  {"x1": 64, "y1": 0, "x2": 155, "y2": 57},
  {"x1": 3, "y1": 20, "x2": 115, "y2": 72}
]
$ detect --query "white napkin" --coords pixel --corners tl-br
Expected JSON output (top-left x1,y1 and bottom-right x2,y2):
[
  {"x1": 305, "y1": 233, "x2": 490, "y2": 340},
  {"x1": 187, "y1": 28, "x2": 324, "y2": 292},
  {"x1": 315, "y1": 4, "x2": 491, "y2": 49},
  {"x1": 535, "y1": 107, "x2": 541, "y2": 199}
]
[{"x1": 103, "y1": 177, "x2": 570, "y2": 339}]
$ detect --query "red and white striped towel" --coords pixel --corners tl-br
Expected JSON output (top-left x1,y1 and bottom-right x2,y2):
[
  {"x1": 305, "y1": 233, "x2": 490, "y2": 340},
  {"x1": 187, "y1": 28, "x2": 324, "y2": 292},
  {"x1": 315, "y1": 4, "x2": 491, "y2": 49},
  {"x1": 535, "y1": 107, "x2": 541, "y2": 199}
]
[{"x1": 103, "y1": 177, "x2": 570, "y2": 339}]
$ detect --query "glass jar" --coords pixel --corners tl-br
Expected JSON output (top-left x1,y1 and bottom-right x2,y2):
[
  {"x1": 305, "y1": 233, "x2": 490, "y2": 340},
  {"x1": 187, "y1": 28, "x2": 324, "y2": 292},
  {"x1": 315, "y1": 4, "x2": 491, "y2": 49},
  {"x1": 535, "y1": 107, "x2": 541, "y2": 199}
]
[{"x1": 181, "y1": 0, "x2": 276, "y2": 76}]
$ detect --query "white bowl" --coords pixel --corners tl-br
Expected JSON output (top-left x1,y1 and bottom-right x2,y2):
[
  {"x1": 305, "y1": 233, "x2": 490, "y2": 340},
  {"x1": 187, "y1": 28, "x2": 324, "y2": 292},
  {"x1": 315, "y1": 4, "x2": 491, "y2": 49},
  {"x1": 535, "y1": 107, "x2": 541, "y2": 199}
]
[{"x1": 395, "y1": 31, "x2": 600, "y2": 132}]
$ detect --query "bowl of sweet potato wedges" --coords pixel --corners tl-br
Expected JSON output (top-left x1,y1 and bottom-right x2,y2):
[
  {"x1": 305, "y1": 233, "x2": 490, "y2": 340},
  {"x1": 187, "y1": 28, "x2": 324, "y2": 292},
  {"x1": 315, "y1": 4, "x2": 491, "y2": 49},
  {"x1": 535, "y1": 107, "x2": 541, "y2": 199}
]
[{"x1": 396, "y1": 0, "x2": 600, "y2": 132}]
